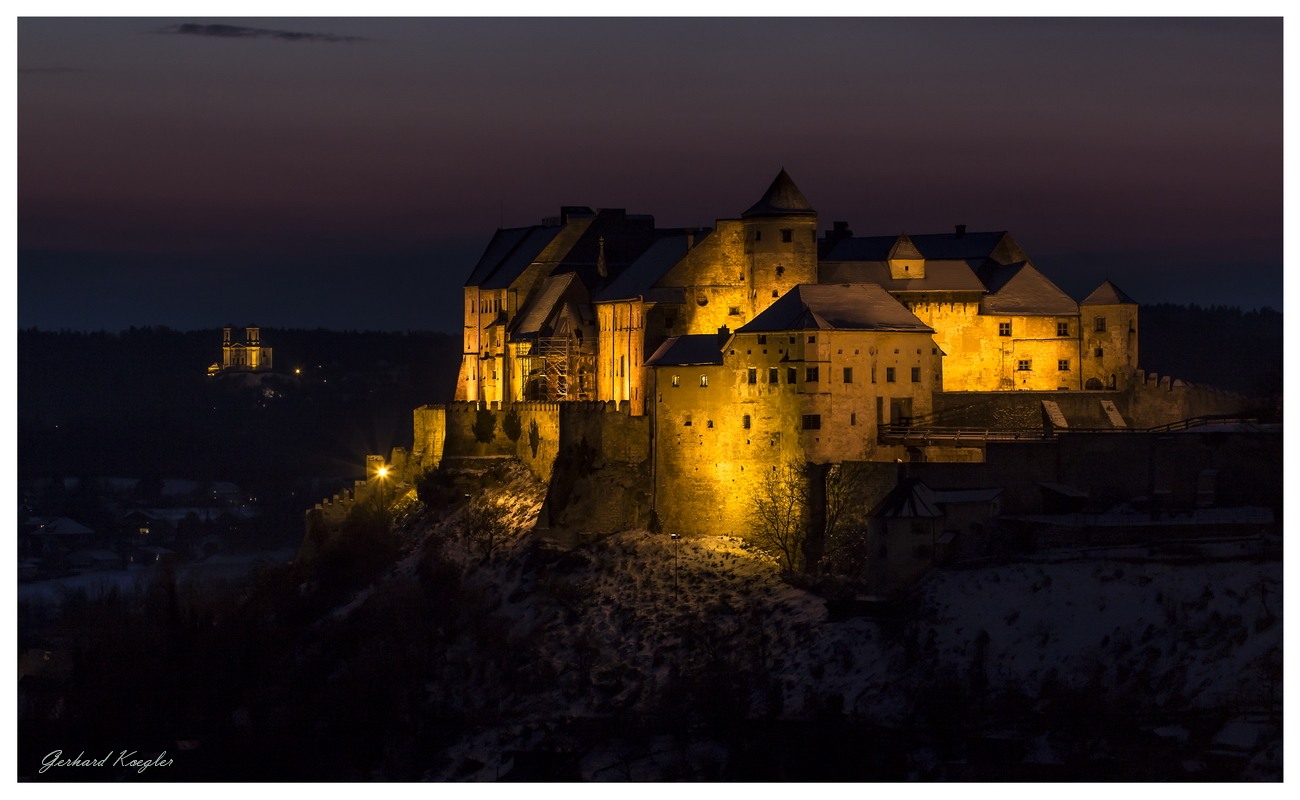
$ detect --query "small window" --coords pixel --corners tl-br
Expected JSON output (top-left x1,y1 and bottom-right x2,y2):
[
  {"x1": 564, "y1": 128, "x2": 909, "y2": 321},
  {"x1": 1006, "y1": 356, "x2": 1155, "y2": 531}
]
[
  {"x1": 1095, "y1": 347, "x2": 1104, "y2": 358},
  {"x1": 801, "y1": 414, "x2": 821, "y2": 430},
  {"x1": 728, "y1": 306, "x2": 741, "y2": 316},
  {"x1": 743, "y1": 414, "x2": 751, "y2": 429},
  {"x1": 998, "y1": 322, "x2": 1011, "y2": 337},
  {"x1": 664, "y1": 315, "x2": 676, "y2": 328},
  {"x1": 781, "y1": 229, "x2": 793, "y2": 243},
  {"x1": 671, "y1": 375, "x2": 680, "y2": 387},
  {"x1": 806, "y1": 366, "x2": 819, "y2": 382},
  {"x1": 886, "y1": 367, "x2": 896, "y2": 383},
  {"x1": 699, "y1": 375, "x2": 708, "y2": 387},
  {"x1": 1057, "y1": 322, "x2": 1069, "y2": 337},
  {"x1": 707, "y1": 420, "x2": 714, "y2": 429},
  {"x1": 871, "y1": 365, "x2": 877, "y2": 383},
  {"x1": 787, "y1": 367, "x2": 797, "y2": 384},
  {"x1": 843, "y1": 367, "x2": 853, "y2": 384},
  {"x1": 789, "y1": 336, "x2": 795, "y2": 344},
  {"x1": 1095, "y1": 317, "x2": 1107, "y2": 332},
  {"x1": 768, "y1": 367, "x2": 778, "y2": 383},
  {"x1": 754, "y1": 230, "x2": 762, "y2": 242},
  {"x1": 758, "y1": 335, "x2": 767, "y2": 344},
  {"x1": 911, "y1": 367, "x2": 920, "y2": 382},
  {"x1": 619, "y1": 356, "x2": 625, "y2": 377},
  {"x1": 775, "y1": 266, "x2": 785, "y2": 277},
  {"x1": 772, "y1": 290, "x2": 779, "y2": 297},
  {"x1": 1017, "y1": 360, "x2": 1032, "y2": 371},
  {"x1": 747, "y1": 368, "x2": 757, "y2": 384},
  {"x1": 807, "y1": 335, "x2": 816, "y2": 344},
  {"x1": 1058, "y1": 359, "x2": 1070, "y2": 371},
  {"x1": 683, "y1": 415, "x2": 692, "y2": 426},
  {"x1": 850, "y1": 412, "x2": 857, "y2": 426}
]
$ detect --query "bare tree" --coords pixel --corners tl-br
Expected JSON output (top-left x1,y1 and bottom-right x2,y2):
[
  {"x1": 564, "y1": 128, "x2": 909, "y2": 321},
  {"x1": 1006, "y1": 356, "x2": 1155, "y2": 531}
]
[
  {"x1": 745, "y1": 459, "x2": 808, "y2": 572},
  {"x1": 461, "y1": 495, "x2": 511, "y2": 563},
  {"x1": 820, "y1": 462, "x2": 874, "y2": 576}
]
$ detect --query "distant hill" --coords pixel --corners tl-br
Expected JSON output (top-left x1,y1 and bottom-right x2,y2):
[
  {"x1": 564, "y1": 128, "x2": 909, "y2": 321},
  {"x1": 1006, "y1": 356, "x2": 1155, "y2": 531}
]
[{"x1": 1137, "y1": 304, "x2": 1282, "y2": 395}]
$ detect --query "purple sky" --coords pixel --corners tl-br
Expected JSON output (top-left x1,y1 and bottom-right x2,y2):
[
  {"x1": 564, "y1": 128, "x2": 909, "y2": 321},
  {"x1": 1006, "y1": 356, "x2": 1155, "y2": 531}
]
[{"x1": 18, "y1": 17, "x2": 1281, "y2": 332}]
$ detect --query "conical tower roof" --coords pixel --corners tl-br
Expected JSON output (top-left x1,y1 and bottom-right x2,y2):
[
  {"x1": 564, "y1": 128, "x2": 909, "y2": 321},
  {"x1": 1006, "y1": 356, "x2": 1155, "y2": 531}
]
[
  {"x1": 888, "y1": 233, "x2": 924, "y2": 260},
  {"x1": 1081, "y1": 280, "x2": 1138, "y2": 305},
  {"x1": 742, "y1": 169, "x2": 817, "y2": 218}
]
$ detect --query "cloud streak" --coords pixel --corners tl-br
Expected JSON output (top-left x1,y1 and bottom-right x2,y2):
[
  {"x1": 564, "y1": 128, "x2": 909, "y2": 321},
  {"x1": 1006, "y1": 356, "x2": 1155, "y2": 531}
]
[{"x1": 158, "y1": 23, "x2": 365, "y2": 44}]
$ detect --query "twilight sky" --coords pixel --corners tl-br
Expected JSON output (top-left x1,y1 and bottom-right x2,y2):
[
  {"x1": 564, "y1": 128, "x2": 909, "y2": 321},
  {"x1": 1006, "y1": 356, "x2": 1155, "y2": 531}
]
[{"x1": 17, "y1": 16, "x2": 1282, "y2": 333}]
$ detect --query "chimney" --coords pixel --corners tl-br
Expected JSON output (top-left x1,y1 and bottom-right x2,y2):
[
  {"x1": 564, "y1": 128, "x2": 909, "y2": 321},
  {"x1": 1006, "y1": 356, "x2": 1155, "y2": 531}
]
[
  {"x1": 954, "y1": 224, "x2": 966, "y2": 239},
  {"x1": 597, "y1": 236, "x2": 607, "y2": 279},
  {"x1": 717, "y1": 325, "x2": 730, "y2": 349}
]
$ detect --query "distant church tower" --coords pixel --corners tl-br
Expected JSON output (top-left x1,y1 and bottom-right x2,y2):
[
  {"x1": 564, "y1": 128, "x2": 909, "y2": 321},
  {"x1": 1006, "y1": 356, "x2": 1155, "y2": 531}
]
[
  {"x1": 210, "y1": 325, "x2": 273, "y2": 374},
  {"x1": 742, "y1": 169, "x2": 819, "y2": 318}
]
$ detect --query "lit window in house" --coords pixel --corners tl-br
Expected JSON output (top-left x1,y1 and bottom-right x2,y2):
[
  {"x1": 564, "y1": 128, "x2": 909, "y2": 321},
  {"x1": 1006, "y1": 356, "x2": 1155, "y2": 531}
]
[
  {"x1": 781, "y1": 229, "x2": 793, "y2": 243},
  {"x1": 806, "y1": 366, "x2": 819, "y2": 382},
  {"x1": 1017, "y1": 360, "x2": 1032, "y2": 371},
  {"x1": 1058, "y1": 360, "x2": 1070, "y2": 371},
  {"x1": 671, "y1": 375, "x2": 680, "y2": 387},
  {"x1": 998, "y1": 322, "x2": 1011, "y2": 337},
  {"x1": 843, "y1": 367, "x2": 853, "y2": 384},
  {"x1": 699, "y1": 375, "x2": 709, "y2": 387},
  {"x1": 1057, "y1": 322, "x2": 1069, "y2": 337},
  {"x1": 743, "y1": 414, "x2": 752, "y2": 429},
  {"x1": 768, "y1": 367, "x2": 778, "y2": 383},
  {"x1": 747, "y1": 368, "x2": 757, "y2": 384},
  {"x1": 801, "y1": 414, "x2": 821, "y2": 430},
  {"x1": 911, "y1": 367, "x2": 920, "y2": 382},
  {"x1": 886, "y1": 367, "x2": 896, "y2": 382},
  {"x1": 1095, "y1": 317, "x2": 1107, "y2": 332}
]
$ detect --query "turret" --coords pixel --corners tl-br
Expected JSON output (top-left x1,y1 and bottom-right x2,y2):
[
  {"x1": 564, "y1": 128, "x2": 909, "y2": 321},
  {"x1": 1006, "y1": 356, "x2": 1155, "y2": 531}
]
[
  {"x1": 741, "y1": 169, "x2": 819, "y2": 317},
  {"x1": 1080, "y1": 280, "x2": 1139, "y2": 391},
  {"x1": 887, "y1": 233, "x2": 925, "y2": 279}
]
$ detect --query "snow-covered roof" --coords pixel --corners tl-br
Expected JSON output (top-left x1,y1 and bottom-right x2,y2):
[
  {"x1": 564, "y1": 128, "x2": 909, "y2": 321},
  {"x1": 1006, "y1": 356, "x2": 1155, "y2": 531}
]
[
  {"x1": 870, "y1": 479, "x2": 944, "y2": 518},
  {"x1": 1081, "y1": 280, "x2": 1138, "y2": 306},
  {"x1": 978, "y1": 263, "x2": 1079, "y2": 316},
  {"x1": 736, "y1": 284, "x2": 934, "y2": 334},
  {"x1": 818, "y1": 259, "x2": 987, "y2": 293},
  {"x1": 37, "y1": 518, "x2": 94, "y2": 536}
]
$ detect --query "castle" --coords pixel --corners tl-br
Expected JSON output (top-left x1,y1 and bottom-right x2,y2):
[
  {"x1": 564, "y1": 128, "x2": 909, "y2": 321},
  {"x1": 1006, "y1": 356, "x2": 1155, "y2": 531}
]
[{"x1": 307, "y1": 171, "x2": 1257, "y2": 557}]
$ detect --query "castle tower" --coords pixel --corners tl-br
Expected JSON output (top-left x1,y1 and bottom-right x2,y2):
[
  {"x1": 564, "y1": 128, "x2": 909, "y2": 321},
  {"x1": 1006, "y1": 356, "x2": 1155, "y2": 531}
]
[
  {"x1": 222, "y1": 326, "x2": 232, "y2": 368},
  {"x1": 245, "y1": 325, "x2": 261, "y2": 369},
  {"x1": 1080, "y1": 281, "x2": 1138, "y2": 391},
  {"x1": 741, "y1": 169, "x2": 819, "y2": 317},
  {"x1": 887, "y1": 233, "x2": 925, "y2": 279}
]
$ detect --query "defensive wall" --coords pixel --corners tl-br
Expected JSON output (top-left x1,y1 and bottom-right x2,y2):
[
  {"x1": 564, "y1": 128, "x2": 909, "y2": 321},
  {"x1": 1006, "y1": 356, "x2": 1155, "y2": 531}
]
[
  {"x1": 907, "y1": 428, "x2": 1282, "y2": 516},
  {"x1": 927, "y1": 370, "x2": 1251, "y2": 430}
]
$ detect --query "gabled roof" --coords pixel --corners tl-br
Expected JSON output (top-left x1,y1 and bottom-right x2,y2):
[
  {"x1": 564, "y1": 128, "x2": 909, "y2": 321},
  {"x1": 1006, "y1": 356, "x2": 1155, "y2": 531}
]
[
  {"x1": 823, "y1": 230, "x2": 1013, "y2": 261},
  {"x1": 736, "y1": 284, "x2": 934, "y2": 334},
  {"x1": 509, "y1": 272, "x2": 586, "y2": 339},
  {"x1": 870, "y1": 479, "x2": 943, "y2": 518},
  {"x1": 888, "y1": 233, "x2": 924, "y2": 260},
  {"x1": 594, "y1": 234, "x2": 694, "y2": 302},
  {"x1": 819, "y1": 259, "x2": 987, "y2": 292},
  {"x1": 1081, "y1": 280, "x2": 1138, "y2": 305},
  {"x1": 37, "y1": 518, "x2": 94, "y2": 535},
  {"x1": 978, "y1": 263, "x2": 1079, "y2": 316},
  {"x1": 645, "y1": 335, "x2": 724, "y2": 367},
  {"x1": 465, "y1": 225, "x2": 567, "y2": 290},
  {"x1": 742, "y1": 169, "x2": 817, "y2": 218}
]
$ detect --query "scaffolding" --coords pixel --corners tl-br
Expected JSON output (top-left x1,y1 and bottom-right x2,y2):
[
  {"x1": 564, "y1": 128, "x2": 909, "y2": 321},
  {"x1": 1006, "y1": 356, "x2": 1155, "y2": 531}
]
[{"x1": 519, "y1": 337, "x2": 594, "y2": 401}]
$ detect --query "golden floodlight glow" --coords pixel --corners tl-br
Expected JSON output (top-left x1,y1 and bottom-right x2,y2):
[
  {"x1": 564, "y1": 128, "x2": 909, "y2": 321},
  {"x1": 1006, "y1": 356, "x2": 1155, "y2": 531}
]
[{"x1": 377, "y1": 467, "x2": 388, "y2": 477}]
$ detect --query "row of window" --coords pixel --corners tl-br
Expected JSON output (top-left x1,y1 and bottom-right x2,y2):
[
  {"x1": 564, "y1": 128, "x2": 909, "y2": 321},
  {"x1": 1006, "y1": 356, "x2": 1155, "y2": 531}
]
[
  {"x1": 675, "y1": 365, "x2": 926, "y2": 387},
  {"x1": 685, "y1": 413, "x2": 824, "y2": 430},
  {"x1": 1017, "y1": 360, "x2": 1073, "y2": 371},
  {"x1": 754, "y1": 229, "x2": 797, "y2": 243},
  {"x1": 997, "y1": 319, "x2": 1108, "y2": 337}
]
